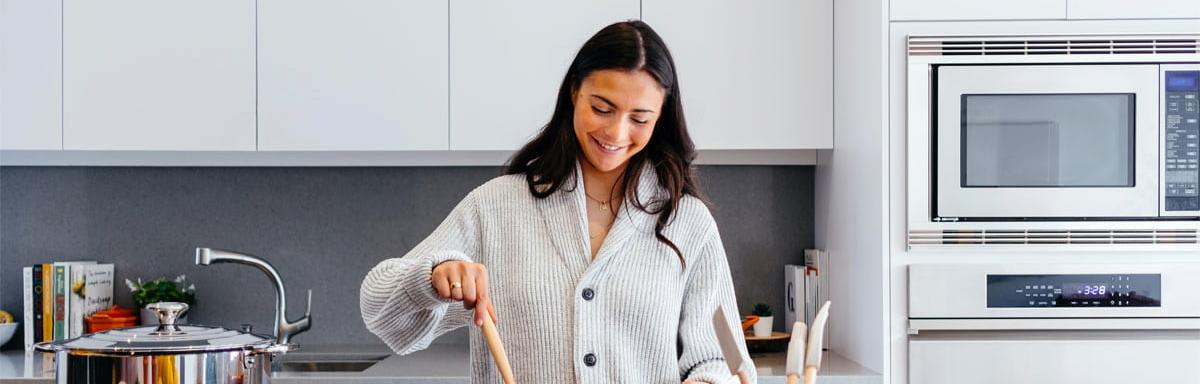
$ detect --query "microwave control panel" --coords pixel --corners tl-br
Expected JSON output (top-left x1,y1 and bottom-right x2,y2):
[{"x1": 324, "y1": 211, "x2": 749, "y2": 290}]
[
  {"x1": 987, "y1": 274, "x2": 1162, "y2": 308},
  {"x1": 1164, "y1": 70, "x2": 1200, "y2": 212}
]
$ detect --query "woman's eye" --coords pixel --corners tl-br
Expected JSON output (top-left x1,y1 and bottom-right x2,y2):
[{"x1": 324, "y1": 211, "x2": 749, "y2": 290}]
[
  {"x1": 632, "y1": 118, "x2": 649, "y2": 125},
  {"x1": 591, "y1": 106, "x2": 612, "y2": 115}
]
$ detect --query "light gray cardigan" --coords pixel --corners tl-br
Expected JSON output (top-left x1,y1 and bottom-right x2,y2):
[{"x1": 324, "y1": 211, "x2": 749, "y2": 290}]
[{"x1": 360, "y1": 163, "x2": 754, "y2": 383}]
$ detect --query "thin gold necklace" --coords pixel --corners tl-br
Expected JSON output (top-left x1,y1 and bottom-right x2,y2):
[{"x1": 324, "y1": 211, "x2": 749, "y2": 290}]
[{"x1": 584, "y1": 191, "x2": 615, "y2": 214}]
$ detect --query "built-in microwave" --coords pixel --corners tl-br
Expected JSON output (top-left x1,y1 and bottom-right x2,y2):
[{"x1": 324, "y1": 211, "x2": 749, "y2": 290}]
[{"x1": 907, "y1": 34, "x2": 1200, "y2": 246}]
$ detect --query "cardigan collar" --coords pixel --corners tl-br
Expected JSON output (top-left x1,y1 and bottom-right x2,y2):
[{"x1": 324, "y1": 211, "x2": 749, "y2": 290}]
[{"x1": 537, "y1": 160, "x2": 664, "y2": 271}]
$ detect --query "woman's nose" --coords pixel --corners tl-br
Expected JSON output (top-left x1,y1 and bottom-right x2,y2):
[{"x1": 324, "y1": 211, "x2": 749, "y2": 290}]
[{"x1": 601, "y1": 117, "x2": 631, "y2": 141}]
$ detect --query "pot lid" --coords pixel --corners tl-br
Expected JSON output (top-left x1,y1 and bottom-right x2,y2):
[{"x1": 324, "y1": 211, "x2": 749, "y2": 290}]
[{"x1": 34, "y1": 302, "x2": 293, "y2": 355}]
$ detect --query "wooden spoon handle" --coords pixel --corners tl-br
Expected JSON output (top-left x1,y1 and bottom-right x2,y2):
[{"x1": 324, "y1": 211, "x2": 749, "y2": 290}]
[
  {"x1": 480, "y1": 314, "x2": 516, "y2": 384},
  {"x1": 804, "y1": 366, "x2": 818, "y2": 384},
  {"x1": 787, "y1": 373, "x2": 801, "y2": 384}
]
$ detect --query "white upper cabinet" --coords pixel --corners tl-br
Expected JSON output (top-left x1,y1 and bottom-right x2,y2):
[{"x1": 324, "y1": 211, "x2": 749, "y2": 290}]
[
  {"x1": 62, "y1": 0, "x2": 255, "y2": 151},
  {"x1": 644, "y1": 0, "x2": 832, "y2": 149},
  {"x1": 448, "y1": 0, "x2": 639, "y2": 151},
  {"x1": 1068, "y1": 0, "x2": 1200, "y2": 19},
  {"x1": 258, "y1": 0, "x2": 448, "y2": 151},
  {"x1": 1, "y1": 0, "x2": 62, "y2": 150},
  {"x1": 891, "y1": 0, "x2": 1067, "y2": 20}
]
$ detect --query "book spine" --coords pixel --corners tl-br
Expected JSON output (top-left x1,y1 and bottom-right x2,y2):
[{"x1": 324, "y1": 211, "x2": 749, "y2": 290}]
[
  {"x1": 40, "y1": 264, "x2": 51, "y2": 342},
  {"x1": 22, "y1": 267, "x2": 33, "y2": 352},
  {"x1": 32, "y1": 265, "x2": 43, "y2": 344},
  {"x1": 69, "y1": 267, "x2": 83, "y2": 338},
  {"x1": 53, "y1": 265, "x2": 65, "y2": 340}
]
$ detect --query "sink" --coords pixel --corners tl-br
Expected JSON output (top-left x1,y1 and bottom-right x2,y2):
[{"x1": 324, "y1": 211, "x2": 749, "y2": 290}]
[{"x1": 276, "y1": 354, "x2": 388, "y2": 372}]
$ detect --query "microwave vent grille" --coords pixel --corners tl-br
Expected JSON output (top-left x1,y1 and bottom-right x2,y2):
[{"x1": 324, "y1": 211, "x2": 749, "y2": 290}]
[
  {"x1": 909, "y1": 35, "x2": 1200, "y2": 56},
  {"x1": 909, "y1": 229, "x2": 1198, "y2": 246}
]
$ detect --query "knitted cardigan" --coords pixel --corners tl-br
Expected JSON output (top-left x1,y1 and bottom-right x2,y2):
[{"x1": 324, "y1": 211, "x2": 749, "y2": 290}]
[{"x1": 360, "y1": 162, "x2": 754, "y2": 383}]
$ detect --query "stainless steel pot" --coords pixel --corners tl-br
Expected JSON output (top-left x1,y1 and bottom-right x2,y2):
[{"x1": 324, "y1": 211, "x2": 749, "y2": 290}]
[{"x1": 34, "y1": 302, "x2": 294, "y2": 384}]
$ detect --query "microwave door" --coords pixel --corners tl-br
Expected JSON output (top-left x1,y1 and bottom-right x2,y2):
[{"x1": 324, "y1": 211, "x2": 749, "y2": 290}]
[{"x1": 934, "y1": 64, "x2": 1161, "y2": 220}]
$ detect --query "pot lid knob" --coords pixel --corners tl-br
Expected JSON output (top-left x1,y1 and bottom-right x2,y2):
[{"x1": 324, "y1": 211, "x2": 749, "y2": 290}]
[{"x1": 147, "y1": 301, "x2": 189, "y2": 335}]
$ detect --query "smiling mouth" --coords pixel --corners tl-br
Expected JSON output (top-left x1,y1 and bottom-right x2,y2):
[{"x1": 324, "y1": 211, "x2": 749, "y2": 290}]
[{"x1": 590, "y1": 135, "x2": 627, "y2": 154}]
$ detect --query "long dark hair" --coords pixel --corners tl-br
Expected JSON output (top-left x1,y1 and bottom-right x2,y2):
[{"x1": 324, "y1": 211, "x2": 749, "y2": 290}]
[{"x1": 504, "y1": 20, "x2": 701, "y2": 265}]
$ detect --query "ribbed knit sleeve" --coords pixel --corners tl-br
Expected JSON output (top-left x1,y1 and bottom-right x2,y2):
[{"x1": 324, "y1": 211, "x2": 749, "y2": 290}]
[
  {"x1": 678, "y1": 230, "x2": 757, "y2": 384},
  {"x1": 360, "y1": 190, "x2": 481, "y2": 355}
]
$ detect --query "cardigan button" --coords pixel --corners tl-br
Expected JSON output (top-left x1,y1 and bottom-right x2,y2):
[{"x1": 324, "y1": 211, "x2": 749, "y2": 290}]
[
  {"x1": 584, "y1": 353, "x2": 597, "y2": 367},
  {"x1": 582, "y1": 288, "x2": 595, "y2": 301}
]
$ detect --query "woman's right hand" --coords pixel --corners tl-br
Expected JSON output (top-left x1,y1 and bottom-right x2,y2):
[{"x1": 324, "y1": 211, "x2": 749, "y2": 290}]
[{"x1": 431, "y1": 260, "x2": 497, "y2": 327}]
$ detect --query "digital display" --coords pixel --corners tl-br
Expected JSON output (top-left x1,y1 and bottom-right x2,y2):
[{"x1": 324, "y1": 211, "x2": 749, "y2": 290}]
[
  {"x1": 1166, "y1": 71, "x2": 1199, "y2": 91},
  {"x1": 987, "y1": 274, "x2": 1162, "y2": 308},
  {"x1": 1063, "y1": 283, "x2": 1107, "y2": 298}
]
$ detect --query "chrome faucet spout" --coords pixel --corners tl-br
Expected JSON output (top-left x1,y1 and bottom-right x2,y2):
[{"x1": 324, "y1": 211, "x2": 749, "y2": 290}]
[{"x1": 194, "y1": 248, "x2": 312, "y2": 344}]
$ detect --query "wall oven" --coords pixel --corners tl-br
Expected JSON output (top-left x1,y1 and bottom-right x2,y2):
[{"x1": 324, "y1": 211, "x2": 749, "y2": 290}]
[
  {"x1": 908, "y1": 263, "x2": 1200, "y2": 384},
  {"x1": 907, "y1": 34, "x2": 1200, "y2": 246}
]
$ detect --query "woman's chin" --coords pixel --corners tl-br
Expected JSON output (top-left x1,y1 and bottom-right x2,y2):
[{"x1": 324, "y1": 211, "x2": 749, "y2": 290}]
[{"x1": 583, "y1": 154, "x2": 628, "y2": 174}]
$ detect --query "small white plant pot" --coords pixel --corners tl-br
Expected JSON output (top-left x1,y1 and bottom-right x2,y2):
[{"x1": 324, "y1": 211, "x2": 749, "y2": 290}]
[{"x1": 752, "y1": 316, "x2": 773, "y2": 337}]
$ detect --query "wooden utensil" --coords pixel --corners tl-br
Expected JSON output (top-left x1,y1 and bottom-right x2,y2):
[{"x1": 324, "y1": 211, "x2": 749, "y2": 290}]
[
  {"x1": 804, "y1": 301, "x2": 832, "y2": 384},
  {"x1": 785, "y1": 321, "x2": 807, "y2": 384},
  {"x1": 712, "y1": 305, "x2": 752, "y2": 384},
  {"x1": 479, "y1": 311, "x2": 516, "y2": 384}
]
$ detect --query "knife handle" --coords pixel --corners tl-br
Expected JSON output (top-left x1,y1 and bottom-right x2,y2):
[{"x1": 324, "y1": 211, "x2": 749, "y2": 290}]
[
  {"x1": 736, "y1": 370, "x2": 752, "y2": 384},
  {"x1": 803, "y1": 366, "x2": 818, "y2": 384}
]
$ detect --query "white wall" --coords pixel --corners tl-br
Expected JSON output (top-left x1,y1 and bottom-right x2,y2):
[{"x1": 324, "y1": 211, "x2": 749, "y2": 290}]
[{"x1": 815, "y1": 0, "x2": 890, "y2": 376}]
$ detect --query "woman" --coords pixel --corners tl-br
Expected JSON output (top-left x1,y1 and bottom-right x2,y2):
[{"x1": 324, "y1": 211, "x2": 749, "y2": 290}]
[{"x1": 360, "y1": 20, "x2": 754, "y2": 383}]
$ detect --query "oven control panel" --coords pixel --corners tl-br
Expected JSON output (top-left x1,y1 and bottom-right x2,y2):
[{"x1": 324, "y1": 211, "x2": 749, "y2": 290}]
[
  {"x1": 1164, "y1": 70, "x2": 1200, "y2": 212},
  {"x1": 987, "y1": 274, "x2": 1161, "y2": 308}
]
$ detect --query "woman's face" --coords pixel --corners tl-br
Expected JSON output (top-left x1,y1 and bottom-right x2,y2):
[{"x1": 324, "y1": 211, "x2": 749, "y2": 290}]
[{"x1": 573, "y1": 69, "x2": 666, "y2": 174}]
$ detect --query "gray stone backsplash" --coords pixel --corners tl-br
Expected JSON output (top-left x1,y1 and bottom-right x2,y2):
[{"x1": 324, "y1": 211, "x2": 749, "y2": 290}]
[{"x1": 0, "y1": 166, "x2": 812, "y2": 349}]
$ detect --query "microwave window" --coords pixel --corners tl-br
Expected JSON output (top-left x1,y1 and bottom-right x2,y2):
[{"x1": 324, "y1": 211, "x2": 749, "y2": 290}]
[{"x1": 961, "y1": 94, "x2": 1135, "y2": 188}]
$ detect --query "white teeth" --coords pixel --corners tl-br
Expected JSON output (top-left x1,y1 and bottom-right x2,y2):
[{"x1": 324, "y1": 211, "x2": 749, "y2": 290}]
[{"x1": 593, "y1": 137, "x2": 623, "y2": 152}]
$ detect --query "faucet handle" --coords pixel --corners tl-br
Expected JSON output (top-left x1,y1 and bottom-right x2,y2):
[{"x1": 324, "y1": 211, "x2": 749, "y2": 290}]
[{"x1": 305, "y1": 289, "x2": 312, "y2": 317}]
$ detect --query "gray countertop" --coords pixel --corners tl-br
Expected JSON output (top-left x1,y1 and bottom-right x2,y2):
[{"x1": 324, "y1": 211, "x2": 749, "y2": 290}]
[{"x1": 1, "y1": 344, "x2": 880, "y2": 383}]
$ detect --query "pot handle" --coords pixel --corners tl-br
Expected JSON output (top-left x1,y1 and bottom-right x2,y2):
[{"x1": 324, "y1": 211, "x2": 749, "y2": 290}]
[{"x1": 147, "y1": 302, "x2": 189, "y2": 335}]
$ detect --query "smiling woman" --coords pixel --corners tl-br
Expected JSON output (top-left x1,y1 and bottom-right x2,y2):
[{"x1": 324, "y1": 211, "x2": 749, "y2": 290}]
[{"x1": 361, "y1": 20, "x2": 753, "y2": 384}]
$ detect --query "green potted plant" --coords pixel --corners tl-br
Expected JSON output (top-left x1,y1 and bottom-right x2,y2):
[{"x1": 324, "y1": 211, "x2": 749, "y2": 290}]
[
  {"x1": 751, "y1": 303, "x2": 774, "y2": 337},
  {"x1": 126, "y1": 275, "x2": 196, "y2": 325}
]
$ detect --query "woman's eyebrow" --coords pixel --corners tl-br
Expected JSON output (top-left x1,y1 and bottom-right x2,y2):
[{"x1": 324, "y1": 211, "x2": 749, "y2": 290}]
[
  {"x1": 589, "y1": 94, "x2": 657, "y2": 114},
  {"x1": 589, "y1": 94, "x2": 617, "y2": 108}
]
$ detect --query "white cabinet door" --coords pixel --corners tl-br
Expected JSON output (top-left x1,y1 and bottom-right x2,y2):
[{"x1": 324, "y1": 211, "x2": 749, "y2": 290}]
[
  {"x1": 891, "y1": 0, "x2": 1067, "y2": 20},
  {"x1": 645, "y1": 0, "x2": 832, "y2": 149},
  {"x1": 258, "y1": 0, "x2": 448, "y2": 151},
  {"x1": 1068, "y1": 0, "x2": 1200, "y2": 19},
  {"x1": 1, "y1": 0, "x2": 62, "y2": 150},
  {"x1": 62, "y1": 0, "x2": 255, "y2": 150},
  {"x1": 449, "y1": 0, "x2": 639, "y2": 151}
]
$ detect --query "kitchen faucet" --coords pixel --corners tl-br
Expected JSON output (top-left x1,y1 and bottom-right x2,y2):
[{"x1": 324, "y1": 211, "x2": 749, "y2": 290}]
[{"x1": 195, "y1": 247, "x2": 312, "y2": 344}]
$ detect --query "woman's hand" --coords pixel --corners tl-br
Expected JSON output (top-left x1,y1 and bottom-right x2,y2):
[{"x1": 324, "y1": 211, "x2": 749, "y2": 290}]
[{"x1": 431, "y1": 260, "x2": 497, "y2": 327}]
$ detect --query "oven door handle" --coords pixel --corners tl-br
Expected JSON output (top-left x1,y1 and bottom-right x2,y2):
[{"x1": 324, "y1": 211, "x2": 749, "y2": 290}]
[{"x1": 908, "y1": 317, "x2": 1200, "y2": 334}]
